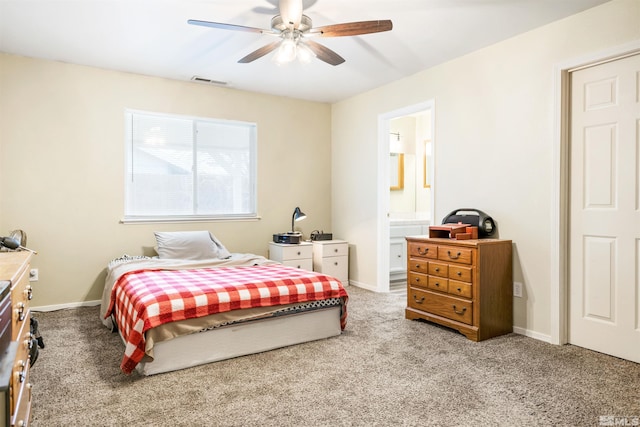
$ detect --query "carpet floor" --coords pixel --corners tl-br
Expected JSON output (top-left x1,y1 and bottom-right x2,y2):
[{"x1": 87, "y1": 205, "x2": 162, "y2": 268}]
[{"x1": 28, "y1": 286, "x2": 639, "y2": 426}]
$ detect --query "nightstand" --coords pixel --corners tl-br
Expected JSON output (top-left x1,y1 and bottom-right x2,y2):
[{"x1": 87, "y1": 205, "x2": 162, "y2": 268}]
[
  {"x1": 312, "y1": 240, "x2": 349, "y2": 285},
  {"x1": 268, "y1": 242, "x2": 313, "y2": 270}
]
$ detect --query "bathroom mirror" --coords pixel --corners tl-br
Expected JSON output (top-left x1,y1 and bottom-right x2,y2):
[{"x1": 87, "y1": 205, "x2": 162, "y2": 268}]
[{"x1": 390, "y1": 153, "x2": 404, "y2": 190}]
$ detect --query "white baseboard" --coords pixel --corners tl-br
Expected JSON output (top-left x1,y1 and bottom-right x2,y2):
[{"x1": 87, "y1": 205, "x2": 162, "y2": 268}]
[
  {"x1": 512, "y1": 325, "x2": 552, "y2": 344},
  {"x1": 32, "y1": 300, "x2": 101, "y2": 312},
  {"x1": 348, "y1": 280, "x2": 378, "y2": 292}
]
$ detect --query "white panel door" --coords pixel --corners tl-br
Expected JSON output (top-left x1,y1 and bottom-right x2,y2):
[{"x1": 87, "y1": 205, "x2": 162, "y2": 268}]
[{"x1": 569, "y1": 53, "x2": 640, "y2": 363}]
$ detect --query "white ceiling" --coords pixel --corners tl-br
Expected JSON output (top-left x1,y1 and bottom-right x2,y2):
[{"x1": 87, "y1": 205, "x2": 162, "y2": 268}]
[{"x1": 0, "y1": 0, "x2": 610, "y2": 103}]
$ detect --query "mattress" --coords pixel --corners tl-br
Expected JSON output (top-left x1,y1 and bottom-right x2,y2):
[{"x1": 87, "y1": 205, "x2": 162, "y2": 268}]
[{"x1": 135, "y1": 306, "x2": 342, "y2": 376}]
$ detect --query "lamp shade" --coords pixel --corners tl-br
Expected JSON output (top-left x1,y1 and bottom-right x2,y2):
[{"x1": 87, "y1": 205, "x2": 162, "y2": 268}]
[{"x1": 290, "y1": 207, "x2": 307, "y2": 234}]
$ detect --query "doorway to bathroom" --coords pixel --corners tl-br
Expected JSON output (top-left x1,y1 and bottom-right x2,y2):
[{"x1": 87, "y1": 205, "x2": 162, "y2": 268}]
[{"x1": 378, "y1": 100, "x2": 435, "y2": 292}]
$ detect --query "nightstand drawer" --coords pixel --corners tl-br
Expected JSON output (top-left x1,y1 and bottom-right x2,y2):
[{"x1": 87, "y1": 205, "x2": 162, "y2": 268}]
[
  {"x1": 315, "y1": 242, "x2": 348, "y2": 258},
  {"x1": 281, "y1": 259, "x2": 313, "y2": 270},
  {"x1": 281, "y1": 245, "x2": 312, "y2": 260},
  {"x1": 317, "y1": 256, "x2": 348, "y2": 281},
  {"x1": 269, "y1": 243, "x2": 312, "y2": 261}
]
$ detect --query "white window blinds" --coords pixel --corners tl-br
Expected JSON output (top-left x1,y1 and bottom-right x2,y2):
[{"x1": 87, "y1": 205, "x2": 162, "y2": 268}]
[{"x1": 125, "y1": 110, "x2": 257, "y2": 221}]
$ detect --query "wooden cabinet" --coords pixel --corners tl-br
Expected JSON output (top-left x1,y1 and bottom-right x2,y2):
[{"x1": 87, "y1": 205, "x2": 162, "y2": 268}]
[
  {"x1": 312, "y1": 240, "x2": 348, "y2": 284},
  {"x1": 0, "y1": 251, "x2": 34, "y2": 426},
  {"x1": 268, "y1": 242, "x2": 313, "y2": 271},
  {"x1": 405, "y1": 237, "x2": 512, "y2": 341}
]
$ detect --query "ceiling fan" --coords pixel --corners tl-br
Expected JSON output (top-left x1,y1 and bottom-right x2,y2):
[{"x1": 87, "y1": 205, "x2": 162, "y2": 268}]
[{"x1": 188, "y1": 0, "x2": 393, "y2": 66}]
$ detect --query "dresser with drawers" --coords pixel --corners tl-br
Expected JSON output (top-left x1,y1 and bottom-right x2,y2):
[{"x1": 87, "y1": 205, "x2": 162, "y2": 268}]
[
  {"x1": 0, "y1": 251, "x2": 34, "y2": 426},
  {"x1": 405, "y1": 237, "x2": 512, "y2": 341}
]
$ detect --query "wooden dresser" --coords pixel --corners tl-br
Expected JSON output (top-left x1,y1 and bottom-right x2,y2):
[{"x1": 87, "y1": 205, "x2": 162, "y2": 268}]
[
  {"x1": 0, "y1": 251, "x2": 34, "y2": 426},
  {"x1": 405, "y1": 237, "x2": 512, "y2": 341}
]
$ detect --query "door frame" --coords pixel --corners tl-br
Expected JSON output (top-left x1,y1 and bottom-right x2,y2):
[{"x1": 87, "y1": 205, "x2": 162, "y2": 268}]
[
  {"x1": 551, "y1": 40, "x2": 640, "y2": 345},
  {"x1": 377, "y1": 100, "x2": 435, "y2": 293}
]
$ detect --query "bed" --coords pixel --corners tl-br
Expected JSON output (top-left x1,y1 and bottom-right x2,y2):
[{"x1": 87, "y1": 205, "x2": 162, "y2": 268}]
[{"x1": 99, "y1": 231, "x2": 348, "y2": 376}]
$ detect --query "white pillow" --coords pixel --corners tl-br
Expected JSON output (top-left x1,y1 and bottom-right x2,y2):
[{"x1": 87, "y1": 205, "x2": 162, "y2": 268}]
[{"x1": 154, "y1": 231, "x2": 231, "y2": 260}]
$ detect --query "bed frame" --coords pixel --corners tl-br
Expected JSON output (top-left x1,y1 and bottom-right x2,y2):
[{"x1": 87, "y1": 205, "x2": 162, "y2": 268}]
[{"x1": 129, "y1": 306, "x2": 342, "y2": 376}]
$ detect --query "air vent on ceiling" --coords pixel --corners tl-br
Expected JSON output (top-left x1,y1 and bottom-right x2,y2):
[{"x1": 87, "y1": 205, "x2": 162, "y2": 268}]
[{"x1": 190, "y1": 76, "x2": 229, "y2": 86}]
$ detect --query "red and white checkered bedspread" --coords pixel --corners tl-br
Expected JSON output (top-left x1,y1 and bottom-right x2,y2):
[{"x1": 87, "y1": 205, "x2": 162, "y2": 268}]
[{"x1": 104, "y1": 264, "x2": 348, "y2": 374}]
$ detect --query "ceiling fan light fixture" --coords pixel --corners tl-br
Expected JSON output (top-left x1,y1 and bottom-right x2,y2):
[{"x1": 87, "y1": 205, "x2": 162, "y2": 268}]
[
  {"x1": 296, "y1": 41, "x2": 315, "y2": 64},
  {"x1": 274, "y1": 33, "x2": 297, "y2": 64}
]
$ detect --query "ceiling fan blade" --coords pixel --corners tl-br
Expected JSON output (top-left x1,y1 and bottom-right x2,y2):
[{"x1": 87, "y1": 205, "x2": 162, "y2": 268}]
[
  {"x1": 305, "y1": 40, "x2": 345, "y2": 66},
  {"x1": 279, "y1": 0, "x2": 303, "y2": 29},
  {"x1": 312, "y1": 20, "x2": 393, "y2": 37},
  {"x1": 187, "y1": 19, "x2": 267, "y2": 34},
  {"x1": 238, "y1": 41, "x2": 282, "y2": 63}
]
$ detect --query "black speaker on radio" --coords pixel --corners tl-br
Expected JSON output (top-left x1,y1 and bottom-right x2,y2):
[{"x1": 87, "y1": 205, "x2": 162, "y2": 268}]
[{"x1": 442, "y1": 208, "x2": 497, "y2": 238}]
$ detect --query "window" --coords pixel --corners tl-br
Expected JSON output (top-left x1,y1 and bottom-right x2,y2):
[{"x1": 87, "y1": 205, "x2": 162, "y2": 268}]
[{"x1": 124, "y1": 110, "x2": 257, "y2": 222}]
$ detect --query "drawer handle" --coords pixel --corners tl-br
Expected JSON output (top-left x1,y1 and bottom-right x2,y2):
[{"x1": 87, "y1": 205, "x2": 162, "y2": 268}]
[
  {"x1": 456, "y1": 271, "x2": 462, "y2": 276},
  {"x1": 17, "y1": 360, "x2": 26, "y2": 383},
  {"x1": 16, "y1": 302, "x2": 26, "y2": 322},
  {"x1": 415, "y1": 264, "x2": 421, "y2": 269},
  {"x1": 447, "y1": 251, "x2": 462, "y2": 260},
  {"x1": 452, "y1": 305, "x2": 467, "y2": 315},
  {"x1": 434, "y1": 282, "x2": 440, "y2": 287},
  {"x1": 397, "y1": 254, "x2": 402, "y2": 258},
  {"x1": 26, "y1": 285, "x2": 33, "y2": 300},
  {"x1": 25, "y1": 333, "x2": 34, "y2": 350},
  {"x1": 334, "y1": 262, "x2": 338, "y2": 266},
  {"x1": 334, "y1": 249, "x2": 339, "y2": 253},
  {"x1": 297, "y1": 251, "x2": 301, "y2": 256},
  {"x1": 434, "y1": 267, "x2": 440, "y2": 272},
  {"x1": 417, "y1": 247, "x2": 429, "y2": 255},
  {"x1": 457, "y1": 287, "x2": 462, "y2": 292},
  {"x1": 413, "y1": 295, "x2": 425, "y2": 304}
]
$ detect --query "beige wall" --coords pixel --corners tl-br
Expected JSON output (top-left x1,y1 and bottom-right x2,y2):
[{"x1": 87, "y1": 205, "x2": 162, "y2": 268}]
[
  {"x1": 0, "y1": 54, "x2": 332, "y2": 307},
  {"x1": 331, "y1": 0, "x2": 640, "y2": 338}
]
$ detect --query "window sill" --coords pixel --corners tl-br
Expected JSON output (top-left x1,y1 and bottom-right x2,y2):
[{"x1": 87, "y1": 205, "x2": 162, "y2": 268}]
[{"x1": 120, "y1": 215, "x2": 262, "y2": 224}]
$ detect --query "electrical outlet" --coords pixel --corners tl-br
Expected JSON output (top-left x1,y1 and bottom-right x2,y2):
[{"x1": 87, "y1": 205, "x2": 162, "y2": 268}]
[
  {"x1": 513, "y1": 281, "x2": 523, "y2": 298},
  {"x1": 29, "y1": 268, "x2": 39, "y2": 282}
]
